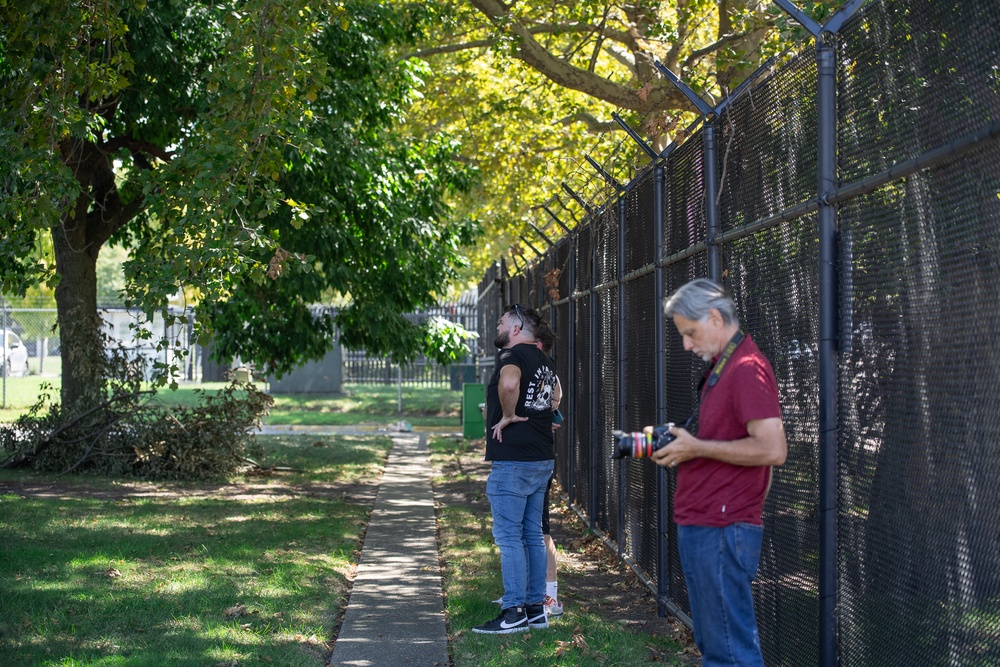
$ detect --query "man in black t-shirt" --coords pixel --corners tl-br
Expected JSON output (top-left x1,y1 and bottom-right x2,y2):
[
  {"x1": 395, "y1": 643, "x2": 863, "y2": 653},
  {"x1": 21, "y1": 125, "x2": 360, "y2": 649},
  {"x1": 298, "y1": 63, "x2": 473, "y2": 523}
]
[{"x1": 472, "y1": 304, "x2": 556, "y2": 635}]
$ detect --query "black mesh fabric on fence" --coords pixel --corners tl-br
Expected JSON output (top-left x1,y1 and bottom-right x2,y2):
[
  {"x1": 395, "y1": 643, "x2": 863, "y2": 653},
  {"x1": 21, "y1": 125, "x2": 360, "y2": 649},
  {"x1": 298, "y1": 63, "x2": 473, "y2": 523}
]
[
  {"x1": 622, "y1": 171, "x2": 662, "y2": 582},
  {"x1": 476, "y1": 0, "x2": 1000, "y2": 663},
  {"x1": 594, "y1": 206, "x2": 620, "y2": 540},
  {"x1": 713, "y1": 30, "x2": 825, "y2": 664},
  {"x1": 836, "y1": 146, "x2": 1000, "y2": 665},
  {"x1": 724, "y1": 217, "x2": 822, "y2": 666},
  {"x1": 665, "y1": 128, "x2": 708, "y2": 251},
  {"x1": 834, "y1": 1, "x2": 1000, "y2": 665},
  {"x1": 662, "y1": 256, "x2": 706, "y2": 620},
  {"x1": 838, "y1": 0, "x2": 1000, "y2": 186},
  {"x1": 477, "y1": 263, "x2": 502, "y2": 359},
  {"x1": 717, "y1": 46, "x2": 817, "y2": 234},
  {"x1": 626, "y1": 169, "x2": 657, "y2": 273},
  {"x1": 524, "y1": 263, "x2": 540, "y2": 308}
]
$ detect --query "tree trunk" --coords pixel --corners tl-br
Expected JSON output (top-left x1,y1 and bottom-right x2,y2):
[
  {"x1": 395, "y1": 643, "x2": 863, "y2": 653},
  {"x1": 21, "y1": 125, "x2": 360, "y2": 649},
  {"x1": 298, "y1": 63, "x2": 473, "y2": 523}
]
[{"x1": 52, "y1": 223, "x2": 105, "y2": 414}]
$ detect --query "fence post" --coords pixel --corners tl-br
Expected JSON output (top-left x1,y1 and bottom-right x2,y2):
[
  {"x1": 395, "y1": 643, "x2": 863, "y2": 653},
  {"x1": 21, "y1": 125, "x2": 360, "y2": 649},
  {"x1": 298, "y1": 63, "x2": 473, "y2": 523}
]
[
  {"x1": 816, "y1": 35, "x2": 839, "y2": 667},
  {"x1": 655, "y1": 160, "x2": 673, "y2": 620},
  {"x1": 617, "y1": 193, "x2": 628, "y2": 559},
  {"x1": 589, "y1": 221, "x2": 598, "y2": 530},
  {"x1": 567, "y1": 229, "x2": 577, "y2": 506},
  {"x1": 704, "y1": 124, "x2": 722, "y2": 281},
  {"x1": 773, "y1": 2, "x2": 867, "y2": 661}
]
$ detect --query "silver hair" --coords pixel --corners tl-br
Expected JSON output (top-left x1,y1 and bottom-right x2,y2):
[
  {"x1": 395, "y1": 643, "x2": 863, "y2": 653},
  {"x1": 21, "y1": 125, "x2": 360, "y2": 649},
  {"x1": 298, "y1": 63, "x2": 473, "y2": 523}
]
[{"x1": 662, "y1": 278, "x2": 739, "y2": 326}]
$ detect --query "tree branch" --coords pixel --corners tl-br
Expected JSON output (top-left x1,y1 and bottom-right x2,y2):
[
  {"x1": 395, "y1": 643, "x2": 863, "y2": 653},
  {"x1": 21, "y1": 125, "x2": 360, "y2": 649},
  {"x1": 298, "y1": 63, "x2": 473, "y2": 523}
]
[
  {"x1": 468, "y1": 0, "x2": 692, "y2": 114},
  {"x1": 102, "y1": 136, "x2": 174, "y2": 163},
  {"x1": 404, "y1": 21, "x2": 637, "y2": 61},
  {"x1": 406, "y1": 38, "x2": 497, "y2": 59},
  {"x1": 559, "y1": 111, "x2": 617, "y2": 134},
  {"x1": 681, "y1": 24, "x2": 776, "y2": 71}
]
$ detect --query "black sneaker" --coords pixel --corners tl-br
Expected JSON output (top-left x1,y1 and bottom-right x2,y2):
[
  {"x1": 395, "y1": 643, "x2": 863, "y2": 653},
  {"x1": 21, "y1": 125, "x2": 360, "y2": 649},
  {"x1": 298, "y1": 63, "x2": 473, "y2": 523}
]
[
  {"x1": 472, "y1": 606, "x2": 529, "y2": 634},
  {"x1": 526, "y1": 602, "x2": 548, "y2": 629}
]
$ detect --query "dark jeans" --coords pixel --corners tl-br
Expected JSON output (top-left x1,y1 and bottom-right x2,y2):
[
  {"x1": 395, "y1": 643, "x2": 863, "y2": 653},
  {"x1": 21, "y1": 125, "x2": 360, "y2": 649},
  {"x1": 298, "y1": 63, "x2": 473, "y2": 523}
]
[{"x1": 678, "y1": 523, "x2": 765, "y2": 667}]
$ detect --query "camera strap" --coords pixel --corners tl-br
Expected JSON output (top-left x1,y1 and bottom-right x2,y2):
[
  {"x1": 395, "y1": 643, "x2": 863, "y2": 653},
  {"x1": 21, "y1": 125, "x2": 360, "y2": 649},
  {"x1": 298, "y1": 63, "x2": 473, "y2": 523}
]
[
  {"x1": 682, "y1": 329, "x2": 746, "y2": 429},
  {"x1": 701, "y1": 329, "x2": 746, "y2": 393}
]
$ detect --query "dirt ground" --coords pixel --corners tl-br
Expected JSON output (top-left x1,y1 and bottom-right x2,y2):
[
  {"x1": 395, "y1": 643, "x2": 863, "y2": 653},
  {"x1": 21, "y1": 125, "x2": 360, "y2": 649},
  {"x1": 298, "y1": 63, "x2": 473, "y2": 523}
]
[{"x1": 430, "y1": 437, "x2": 700, "y2": 665}]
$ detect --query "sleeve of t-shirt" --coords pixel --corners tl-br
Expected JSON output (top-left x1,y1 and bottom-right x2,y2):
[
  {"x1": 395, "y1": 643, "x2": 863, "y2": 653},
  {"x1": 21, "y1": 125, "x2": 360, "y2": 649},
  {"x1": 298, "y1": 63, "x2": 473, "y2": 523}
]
[
  {"x1": 497, "y1": 348, "x2": 516, "y2": 370},
  {"x1": 731, "y1": 358, "x2": 782, "y2": 425}
]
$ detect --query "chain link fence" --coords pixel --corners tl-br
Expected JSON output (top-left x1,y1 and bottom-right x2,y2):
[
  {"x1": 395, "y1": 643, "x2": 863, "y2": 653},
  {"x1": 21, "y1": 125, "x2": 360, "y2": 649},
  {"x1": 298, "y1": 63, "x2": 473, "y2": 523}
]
[
  {"x1": 0, "y1": 302, "x2": 201, "y2": 383},
  {"x1": 477, "y1": 0, "x2": 1000, "y2": 664},
  {"x1": 1, "y1": 302, "x2": 60, "y2": 379}
]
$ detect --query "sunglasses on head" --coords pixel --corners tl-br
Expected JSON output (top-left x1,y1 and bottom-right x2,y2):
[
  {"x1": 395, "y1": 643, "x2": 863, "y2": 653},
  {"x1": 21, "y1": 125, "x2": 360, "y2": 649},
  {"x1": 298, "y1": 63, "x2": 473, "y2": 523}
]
[{"x1": 513, "y1": 304, "x2": 526, "y2": 329}]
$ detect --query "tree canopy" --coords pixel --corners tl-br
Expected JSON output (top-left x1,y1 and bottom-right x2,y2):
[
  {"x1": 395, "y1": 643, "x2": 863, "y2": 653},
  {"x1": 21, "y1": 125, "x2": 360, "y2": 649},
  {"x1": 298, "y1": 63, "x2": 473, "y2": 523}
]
[
  {"x1": 401, "y1": 0, "x2": 840, "y2": 279},
  {"x1": 142, "y1": 2, "x2": 481, "y2": 375},
  {"x1": 0, "y1": 0, "x2": 479, "y2": 408}
]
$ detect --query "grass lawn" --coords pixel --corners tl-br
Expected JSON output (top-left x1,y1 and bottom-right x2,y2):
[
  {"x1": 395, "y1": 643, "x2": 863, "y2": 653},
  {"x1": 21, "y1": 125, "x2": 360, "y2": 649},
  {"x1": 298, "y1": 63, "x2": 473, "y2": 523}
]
[
  {"x1": 0, "y1": 433, "x2": 392, "y2": 666},
  {"x1": 0, "y1": 375, "x2": 60, "y2": 422},
  {"x1": 1, "y1": 380, "x2": 463, "y2": 428},
  {"x1": 0, "y1": 386, "x2": 693, "y2": 666},
  {"x1": 264, "y1": 383, "x2": 462, "y2": 428}
]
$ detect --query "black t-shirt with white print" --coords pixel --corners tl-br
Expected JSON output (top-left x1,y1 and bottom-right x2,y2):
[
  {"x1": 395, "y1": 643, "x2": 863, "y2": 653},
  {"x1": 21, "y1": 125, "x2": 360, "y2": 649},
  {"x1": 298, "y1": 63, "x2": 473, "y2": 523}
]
[{"x1": 485, "y1": 343, "x2": 556, "y2": 462}]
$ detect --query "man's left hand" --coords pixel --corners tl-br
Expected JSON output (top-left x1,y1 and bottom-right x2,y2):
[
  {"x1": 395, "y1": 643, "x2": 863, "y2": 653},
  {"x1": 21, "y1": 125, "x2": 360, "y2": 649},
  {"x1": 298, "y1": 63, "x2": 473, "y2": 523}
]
[{"x1": 492, "y1": 414, "x2": 528, "y2": 442}]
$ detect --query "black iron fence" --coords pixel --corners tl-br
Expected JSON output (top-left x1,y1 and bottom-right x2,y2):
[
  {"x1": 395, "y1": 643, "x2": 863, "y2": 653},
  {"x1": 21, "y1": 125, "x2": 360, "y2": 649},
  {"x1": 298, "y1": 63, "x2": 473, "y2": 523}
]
[
  {"x1": 477, "y1": 1, "x2": 1000, "y2": 665},
  {"x1": 342, "y1": 299, "x2": 480, "y2": 388}
]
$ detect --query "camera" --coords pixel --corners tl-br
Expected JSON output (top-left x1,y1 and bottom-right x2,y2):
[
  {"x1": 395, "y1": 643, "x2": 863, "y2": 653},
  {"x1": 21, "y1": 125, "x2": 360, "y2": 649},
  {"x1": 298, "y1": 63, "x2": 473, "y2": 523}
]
[{"x1": 611, "y1": 423, "x2": 675, "y2": 460}]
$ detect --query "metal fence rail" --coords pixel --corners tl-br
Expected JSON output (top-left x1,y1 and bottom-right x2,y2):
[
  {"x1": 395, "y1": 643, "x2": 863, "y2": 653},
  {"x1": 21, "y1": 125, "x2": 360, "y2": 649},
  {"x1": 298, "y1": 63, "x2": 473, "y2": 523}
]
[
  {"x1": 476, "y1": 1, "x2": 1000, "y2": 664},
  {"x1": 341, "y1": 354, "x2": 451, "y2": 387}
]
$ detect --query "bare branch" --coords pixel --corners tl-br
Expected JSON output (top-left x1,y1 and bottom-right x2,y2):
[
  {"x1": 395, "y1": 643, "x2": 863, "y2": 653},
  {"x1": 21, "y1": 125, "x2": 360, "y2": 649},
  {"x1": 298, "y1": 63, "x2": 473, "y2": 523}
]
[
  {"x1": 468, "y1": 0, "x2": 691, "y2": 114},
  {"x1": 559, "y1": 111, "x2": 617, "y2": 134},
  {"x1": 102, "y1": 136, "x2": 174, "y2": 163},
  {"x1": 681, "y1": 23, "x2": 777, "y2": 71}
]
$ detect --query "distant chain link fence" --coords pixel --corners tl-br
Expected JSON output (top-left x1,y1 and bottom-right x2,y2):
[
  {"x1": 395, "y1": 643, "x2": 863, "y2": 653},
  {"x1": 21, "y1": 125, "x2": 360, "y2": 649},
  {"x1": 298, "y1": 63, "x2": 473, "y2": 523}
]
[
  {"x1": 477, "y1": 1, "x2": 1000, "y2": 665},
  {"x1": 0, "y1": 304, "x2": 60, "y2": 377},
  {"x1": 0, "y1": 302, "x2": 202, "y2": 383}
]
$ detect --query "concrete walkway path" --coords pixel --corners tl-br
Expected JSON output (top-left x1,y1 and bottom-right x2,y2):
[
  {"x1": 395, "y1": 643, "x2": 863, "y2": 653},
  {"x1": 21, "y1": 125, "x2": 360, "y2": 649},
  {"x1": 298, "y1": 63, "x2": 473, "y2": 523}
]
[{"x1": 327, "y1": 432, "x2": 451, "y2": 667}]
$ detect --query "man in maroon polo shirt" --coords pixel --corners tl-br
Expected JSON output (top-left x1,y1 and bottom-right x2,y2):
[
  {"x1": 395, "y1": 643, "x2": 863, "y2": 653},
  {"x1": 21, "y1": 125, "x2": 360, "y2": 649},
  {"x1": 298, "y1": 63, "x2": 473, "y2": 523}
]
[{"x1": 651, "y1": 278, "x2": 787, "y2": 667}]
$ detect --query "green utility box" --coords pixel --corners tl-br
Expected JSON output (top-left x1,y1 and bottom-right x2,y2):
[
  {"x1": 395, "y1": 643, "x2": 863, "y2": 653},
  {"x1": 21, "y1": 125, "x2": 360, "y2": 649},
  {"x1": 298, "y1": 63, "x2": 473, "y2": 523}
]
[{"x1": 462, "y1": 382, "x2": 486, "y2": 439}]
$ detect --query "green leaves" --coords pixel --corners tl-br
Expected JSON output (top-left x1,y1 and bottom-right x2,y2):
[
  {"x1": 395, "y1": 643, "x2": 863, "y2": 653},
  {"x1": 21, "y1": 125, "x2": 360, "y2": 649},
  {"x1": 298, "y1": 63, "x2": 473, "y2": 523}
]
[
  {"x1": 421, "y1": 316, "x2": 479, "y2": 366},
  {"x1": 201, "y1": 2, "x2": 480, "y2": 375}
]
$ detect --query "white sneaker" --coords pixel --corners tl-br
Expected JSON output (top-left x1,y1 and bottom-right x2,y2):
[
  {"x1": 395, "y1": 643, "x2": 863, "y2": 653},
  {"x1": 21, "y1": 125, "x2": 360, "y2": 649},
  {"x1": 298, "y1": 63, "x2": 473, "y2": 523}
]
[{"x1": 543, "y1": 595, "x2": 563, "y2": 617}]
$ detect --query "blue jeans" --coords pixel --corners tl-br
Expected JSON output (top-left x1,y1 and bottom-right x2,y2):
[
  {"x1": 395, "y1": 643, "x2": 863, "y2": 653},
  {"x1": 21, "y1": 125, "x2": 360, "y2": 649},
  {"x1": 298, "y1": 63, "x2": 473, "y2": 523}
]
[
  {"x1": 678, "y1": 523, "x2": 765, "y2": 667},
  {"x1": 486, "y1": 460, "x2": 553, "y2": 609}
]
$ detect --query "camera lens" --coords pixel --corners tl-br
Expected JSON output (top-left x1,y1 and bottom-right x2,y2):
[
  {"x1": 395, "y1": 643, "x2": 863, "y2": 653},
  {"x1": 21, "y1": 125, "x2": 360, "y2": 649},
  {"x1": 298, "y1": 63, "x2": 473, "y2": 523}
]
[{"x1": 610, "y1": 423, "x2": 674, "y2": 460}]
